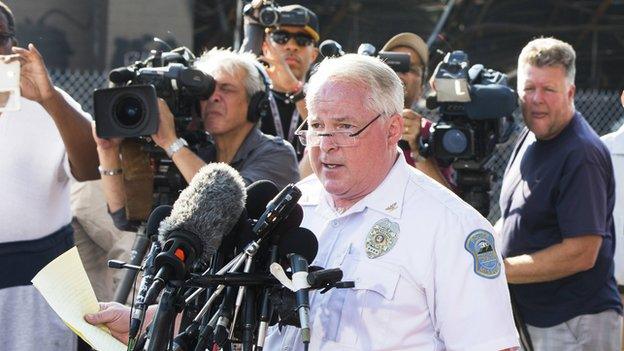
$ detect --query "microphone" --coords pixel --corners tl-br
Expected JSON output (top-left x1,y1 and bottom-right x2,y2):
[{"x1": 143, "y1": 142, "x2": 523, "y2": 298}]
[
  {"x1": 319, "y1": 39, "x2": 345, "y2": 58},
  {"x1": 245, "y1": 180, "x2": 279, "y2": 220},
  {"x1": 128, "y1": 205, "x2": 172, "y2": 342},
  {"x1": 253, "y1": 184, "x2": 302, "y2": 239},
  {"x1": 145, "y1": 163, "x2": 246, "y2": 305},
  {"x1": 145, "y1": 164, "x2": 246, "y2": 350},
  {"x1": 285, "y1": 228, "x2": 318, "y2": 346}
]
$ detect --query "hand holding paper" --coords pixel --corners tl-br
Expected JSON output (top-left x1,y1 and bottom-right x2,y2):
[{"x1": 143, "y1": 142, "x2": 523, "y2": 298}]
[{"x1": 31, "y1": 246, "x2": 126, "y2": 351}]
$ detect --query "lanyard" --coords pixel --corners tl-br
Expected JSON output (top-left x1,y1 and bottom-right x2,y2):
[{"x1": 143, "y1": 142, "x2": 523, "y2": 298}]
[{"x1": 268, "y1": 92, "x2": 300, "y2": 142}]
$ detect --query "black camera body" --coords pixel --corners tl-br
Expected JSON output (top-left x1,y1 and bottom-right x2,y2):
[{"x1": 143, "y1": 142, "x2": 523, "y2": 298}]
[
  {"x1": 248, "y1": 1, "x2": 309, "y2": 27},
  {"x1": 423, "y1": 50, "x2": 517, "y2": 166},
  {"x1": 356, "y1": 43, "x2": 410, "y2": 73},
  {"x1": 94, "y1": 47, "x2": 215, "y2": 138}
]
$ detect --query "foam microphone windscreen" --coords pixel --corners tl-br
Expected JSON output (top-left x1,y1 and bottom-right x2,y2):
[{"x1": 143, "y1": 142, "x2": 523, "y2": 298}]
[
  {"x1": 245, "y1": 180, "x2": 279, "y2": 220},
  {"x1": 158, "y1": 163, "x2": 247, "y2": 262}
]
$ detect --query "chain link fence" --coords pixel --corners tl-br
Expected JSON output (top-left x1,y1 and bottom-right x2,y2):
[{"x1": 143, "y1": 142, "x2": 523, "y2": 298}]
[{"x1": 49, "y1": 70, "x2": 624, "y2": 223}]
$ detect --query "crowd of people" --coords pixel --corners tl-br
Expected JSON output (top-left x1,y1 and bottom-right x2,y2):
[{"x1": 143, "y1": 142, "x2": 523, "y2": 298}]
[{"x1": 1, "y1": 0, "x2": 623, "y2": 350}]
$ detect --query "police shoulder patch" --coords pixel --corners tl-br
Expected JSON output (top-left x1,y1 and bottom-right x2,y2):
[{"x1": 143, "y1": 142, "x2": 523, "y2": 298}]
[{"x1": 464, "y1": 229, "x2": 501, "y2": 279}]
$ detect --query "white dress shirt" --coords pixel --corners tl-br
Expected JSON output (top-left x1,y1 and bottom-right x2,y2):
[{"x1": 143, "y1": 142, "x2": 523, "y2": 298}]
[
  {"x1": 602, "y1": 124, "x2": 624, "y2": 285},
  {"x1": 265, "y1": 153, "x2": 519, "y2": 351}
]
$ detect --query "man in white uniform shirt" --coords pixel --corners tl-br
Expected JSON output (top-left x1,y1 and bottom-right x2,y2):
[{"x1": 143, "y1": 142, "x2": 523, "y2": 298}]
[
  {"x1": 85, "y1": 54, "x2": 519, "y2": 351},
  {"x1": 264, "y1": 54, "x2": 519, "y2": 350}
]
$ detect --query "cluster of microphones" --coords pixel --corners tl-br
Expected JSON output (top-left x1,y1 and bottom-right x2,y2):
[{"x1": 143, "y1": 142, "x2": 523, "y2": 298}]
[{"x1": 109, "y1": 163, "x2": 353, "y2": 351}]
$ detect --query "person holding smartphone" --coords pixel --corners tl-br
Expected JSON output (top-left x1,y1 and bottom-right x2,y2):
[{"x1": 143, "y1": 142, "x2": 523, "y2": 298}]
[{"x1": 0, "y1": 2, "x2": 99, "y2": 350}]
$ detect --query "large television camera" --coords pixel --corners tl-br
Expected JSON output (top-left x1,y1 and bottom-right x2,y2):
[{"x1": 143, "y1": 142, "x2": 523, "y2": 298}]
[
  {"x1": 423, "y1": 50, "x2": 517, "y2": 215},
  {"x1": 94, "y1": 46, "x2": 215, "y2": 138}
]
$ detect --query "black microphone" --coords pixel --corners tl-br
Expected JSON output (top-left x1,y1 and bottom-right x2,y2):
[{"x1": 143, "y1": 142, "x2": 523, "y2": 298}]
[
  {"x1": 148, "y1": 164, "x2": 247, "y2": 300},
  {"x1": 145, "y1": 164, "x2": 246, "y2": 350},
  {"x1": 108, "y1": 66, "x2": 136, "y2": 84},
  {"x1": 282, "y1": 228, "x2": 318, "y2": 345},
  {"x1": 285, "y1": 228, "x2": 318, "y2": 346},
  {"x1": 128, "y1": 205, "x2": 172, "y2": 341},
  {"x1": 253, "y1": 184, "x2": 302, "y2": 239},
  {"x1": 319, "y1": 39, "x2": 345, "y2": 58},
  {"x1": 213, "y1": 285, "x2": 238, "y2": 347},
  {"x1": 245, "y1": 180, "x2": 279, "y2": 220}
]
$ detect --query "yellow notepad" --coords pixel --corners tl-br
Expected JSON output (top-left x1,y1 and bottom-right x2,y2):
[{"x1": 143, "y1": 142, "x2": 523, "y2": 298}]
[{"x1": 31, "y1": 246, "x2": 126, "y2": 351}]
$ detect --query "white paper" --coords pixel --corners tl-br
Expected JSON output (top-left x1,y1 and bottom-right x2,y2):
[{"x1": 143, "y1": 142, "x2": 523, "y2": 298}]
[{"x1": 31, "y1": 246, "x2": 126, "y2": 351}]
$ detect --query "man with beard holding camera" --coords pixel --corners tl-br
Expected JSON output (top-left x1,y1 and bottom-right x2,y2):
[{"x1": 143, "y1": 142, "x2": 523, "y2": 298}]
[
  {"x1": 499, "y1": 37, "x2": 622, "y2": 350},
  {"x1": 0, "y1": 1, "x2": 99, "y2": 350},
  {"x1": 95, "y1": 48, "x2": 299, "y2": 230},
  {"x1": 381, "y1": 32, "x2": 452, "y2": 190},
  {"x1": 258, "y1": 4, "x2": 319, "y2": 161}
]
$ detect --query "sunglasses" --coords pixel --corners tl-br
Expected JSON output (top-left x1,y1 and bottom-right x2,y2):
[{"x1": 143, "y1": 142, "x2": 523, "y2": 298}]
[{"x1": 270, "y1": 30, "x2": 315, "y2": 47}]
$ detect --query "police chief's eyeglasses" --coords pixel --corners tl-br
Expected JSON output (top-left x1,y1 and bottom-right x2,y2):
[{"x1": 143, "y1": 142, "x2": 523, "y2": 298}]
[
  {"x1": 0, "y1": 33, "x2": 14, "y2": 45},
  {"x1": 270, "y1": 30, "x2": 315, "y2": 47},
  {"x1": 295, "y1": 113, "x2": 383, "y2": 148}
]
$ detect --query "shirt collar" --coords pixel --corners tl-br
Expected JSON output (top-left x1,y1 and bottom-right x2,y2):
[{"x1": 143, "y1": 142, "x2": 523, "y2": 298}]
[
  {"x1": 312, "y1": 148, "x2": 410, "y2": 220},
  {"x1": 231, "y1": 126, "x2": 264, "y2": 164}
]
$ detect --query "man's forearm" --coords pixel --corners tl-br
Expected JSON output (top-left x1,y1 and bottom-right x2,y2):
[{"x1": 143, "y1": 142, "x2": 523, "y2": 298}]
[
  {"x1": 42, "y1": 90, "x2": 99, "y2": 180},
  {"x1": 504, "y1": 235, "x2": 602, "y2": 284},
  {"x1": 171, "y1": 147, "x2": 208, "y2": 183}
]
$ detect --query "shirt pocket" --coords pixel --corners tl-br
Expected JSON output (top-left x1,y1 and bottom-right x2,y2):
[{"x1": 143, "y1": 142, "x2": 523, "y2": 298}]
[{"x1": 327, "y1": 256, "x2": 400, "y2": 347}]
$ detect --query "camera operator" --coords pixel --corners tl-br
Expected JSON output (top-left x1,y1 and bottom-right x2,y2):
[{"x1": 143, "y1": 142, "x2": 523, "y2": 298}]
[
  {"x1": 258, "y1": 4, "x2": 319, "y2": 161},
  {"x1": 499, "y1": 38, "x2": 622, "y2": 350},
  {"x1": 0, "y1": 1, "x2": 100, "y2": 350},
  {"x1": 381, "y1": 32, "x2": 453, "y2": 190},
  {"x1": 95, "y1": 48, "x2": 299, "y2": 231}
]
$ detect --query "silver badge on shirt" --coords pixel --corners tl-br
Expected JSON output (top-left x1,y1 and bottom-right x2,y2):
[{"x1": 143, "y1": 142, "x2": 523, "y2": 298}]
[{"x1": 365, "y1": 218, "x2": 400, "y2": 259}]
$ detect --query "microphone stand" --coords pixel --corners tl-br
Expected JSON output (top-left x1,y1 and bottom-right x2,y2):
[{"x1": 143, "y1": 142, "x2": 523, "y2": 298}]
[
  {"x1": 146, "y1": 284, "x2": 181, "y2": 351},
  {"x1": 114, "y1": 223, "x2": 149, "y2": 303}
]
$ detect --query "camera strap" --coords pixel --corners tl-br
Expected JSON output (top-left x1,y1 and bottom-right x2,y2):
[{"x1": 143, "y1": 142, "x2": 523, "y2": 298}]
[{"x1": 268, "y1": 92, "x2": 300, "y2": 142}]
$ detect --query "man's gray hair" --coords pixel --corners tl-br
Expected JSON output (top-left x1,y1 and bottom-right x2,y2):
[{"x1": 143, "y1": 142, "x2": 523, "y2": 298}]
[
  {"x1": 195, "y1": 48, "x2": 267, "y2": 99},
  {"x1": 306, "y1": 54, "x2": 403, "y2": 118},
  {"x1": 518, "y1": 37, "x2": 576, "y2": 84}
]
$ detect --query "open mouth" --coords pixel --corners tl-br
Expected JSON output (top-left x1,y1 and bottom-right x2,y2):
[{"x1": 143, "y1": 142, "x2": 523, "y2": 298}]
[{"x1": 322, "y1": 162, "x2": 341, "y2": 169}]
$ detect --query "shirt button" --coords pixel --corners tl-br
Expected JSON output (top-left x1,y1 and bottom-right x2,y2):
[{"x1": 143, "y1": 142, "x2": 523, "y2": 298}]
[{"x1": 332, "y1": 220, "x2": 340, "y2": 227}]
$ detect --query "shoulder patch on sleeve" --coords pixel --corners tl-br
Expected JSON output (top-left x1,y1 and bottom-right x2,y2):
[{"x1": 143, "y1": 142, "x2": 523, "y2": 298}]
[{"x1": 464, "y1": 229, "x2": 501, "y2": 279}]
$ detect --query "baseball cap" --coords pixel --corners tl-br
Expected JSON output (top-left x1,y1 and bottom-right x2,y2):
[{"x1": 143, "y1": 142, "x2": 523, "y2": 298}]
[
  {"x1": 381, "y1": 32, "x2": 429, "y2": 68},
  {"x1": 278, "y1": 4, "x2": 320, "y2": 43}
]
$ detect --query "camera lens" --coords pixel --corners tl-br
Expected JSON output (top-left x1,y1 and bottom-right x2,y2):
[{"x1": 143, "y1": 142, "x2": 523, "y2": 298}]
[
  {"x1": 259, "y1": 7, "x2": 279, "y2": 26},
  {"x1": 113, "y1": 95, "x2": 144, "y2": 128},
  {"x1": 442, "y1": 129, "x2": 468, "y2": 155}
]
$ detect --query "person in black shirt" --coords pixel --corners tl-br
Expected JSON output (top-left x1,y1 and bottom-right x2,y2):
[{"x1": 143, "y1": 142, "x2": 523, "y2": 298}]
[
  {"x1": 499, "y1": 37, "x2": 622, "y2": 351},
  {"x1": 259, "y1": 4, "x2": 319, "y2": 161}
]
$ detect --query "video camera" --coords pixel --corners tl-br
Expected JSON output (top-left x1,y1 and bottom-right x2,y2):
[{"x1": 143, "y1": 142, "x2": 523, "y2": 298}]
[
  {"x1": 422, "y1": 50, "x2": 517, "y2": 165},
  {"x1": 243, "y1": 0, "x2": 309, "y2": 28},
  {"x1": 318, "y1": 40, "x2": 411, "y2": 73},
  {"x1": 94, "y1": 46, "x2": 215, "y2": 138},
  {"x1": 422, "y1": 50, "x2": 517, "y2": 216},
  {"x1": 240, "y1": 0, "x2": 314, "y2": 55}
]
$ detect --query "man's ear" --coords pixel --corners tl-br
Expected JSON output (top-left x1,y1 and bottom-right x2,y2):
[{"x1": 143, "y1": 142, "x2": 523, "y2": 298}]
[
  {"x1": 387, "y1": 113, "x2": 403, "y2": 145},
  {"x1": 310, "y1": 46, "x2": 319, "y2": 62}
]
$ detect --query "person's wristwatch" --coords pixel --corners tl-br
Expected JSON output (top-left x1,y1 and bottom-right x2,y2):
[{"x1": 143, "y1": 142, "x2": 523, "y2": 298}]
[{"x1": 166, "y1": 138, "x2": 188, "y2": 158}]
